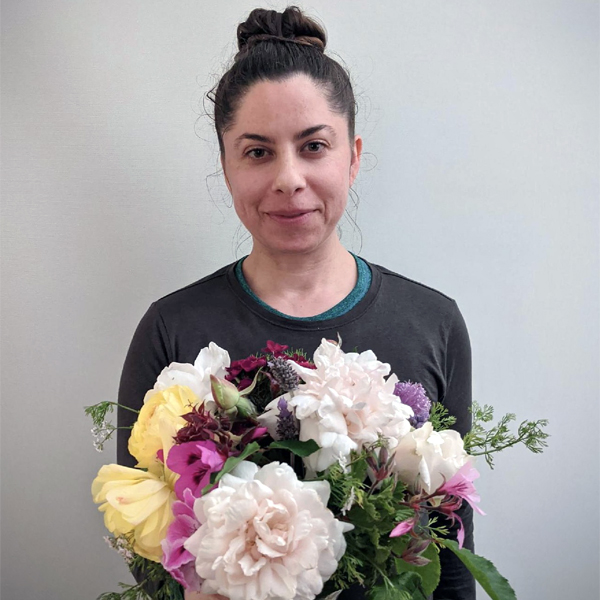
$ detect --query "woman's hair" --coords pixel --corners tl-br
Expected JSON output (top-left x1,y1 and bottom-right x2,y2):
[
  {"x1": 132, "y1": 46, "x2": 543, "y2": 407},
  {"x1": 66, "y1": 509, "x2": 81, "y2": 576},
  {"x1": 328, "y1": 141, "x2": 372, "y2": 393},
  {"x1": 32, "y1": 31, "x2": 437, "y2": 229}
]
[{"x1": 209, "y1": 6, "x2": 356, "y2": 153}]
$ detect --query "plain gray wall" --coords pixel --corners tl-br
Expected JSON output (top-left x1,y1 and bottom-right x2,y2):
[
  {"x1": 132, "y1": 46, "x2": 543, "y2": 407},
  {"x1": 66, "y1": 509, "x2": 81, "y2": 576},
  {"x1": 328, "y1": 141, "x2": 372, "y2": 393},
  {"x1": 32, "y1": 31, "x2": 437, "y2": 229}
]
[{"x1": 2, "y1": 1, "x2": 598, "y2": 599}]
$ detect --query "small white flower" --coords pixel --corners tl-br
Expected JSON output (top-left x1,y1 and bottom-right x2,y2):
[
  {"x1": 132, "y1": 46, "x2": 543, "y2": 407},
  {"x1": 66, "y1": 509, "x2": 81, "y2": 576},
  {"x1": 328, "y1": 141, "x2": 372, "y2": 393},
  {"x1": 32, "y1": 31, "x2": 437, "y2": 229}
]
[
  {"x1": 341, "y1": 487, "x2": 356, "y2": 516},
  {"x1": 185, "y1": 461, "x2": 353, "y2": 600}
]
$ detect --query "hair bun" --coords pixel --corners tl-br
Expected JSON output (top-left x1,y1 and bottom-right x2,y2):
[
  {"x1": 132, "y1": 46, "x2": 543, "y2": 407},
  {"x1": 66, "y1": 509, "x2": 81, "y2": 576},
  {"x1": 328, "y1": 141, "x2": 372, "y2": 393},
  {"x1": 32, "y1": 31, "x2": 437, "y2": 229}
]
[{"x1": 237, "y1": 6, "x2": 326, "y2": 53}]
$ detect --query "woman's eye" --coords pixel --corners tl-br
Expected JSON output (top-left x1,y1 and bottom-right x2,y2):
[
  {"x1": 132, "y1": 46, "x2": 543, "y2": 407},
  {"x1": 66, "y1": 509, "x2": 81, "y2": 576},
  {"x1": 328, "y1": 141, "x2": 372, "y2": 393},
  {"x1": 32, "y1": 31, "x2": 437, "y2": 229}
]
[
  {"x1": 247, "y1": 148, "x2": 268, "y2": 159},
  {"x1": 305, "y1": 141, "x2": 325, "y2": 153}
]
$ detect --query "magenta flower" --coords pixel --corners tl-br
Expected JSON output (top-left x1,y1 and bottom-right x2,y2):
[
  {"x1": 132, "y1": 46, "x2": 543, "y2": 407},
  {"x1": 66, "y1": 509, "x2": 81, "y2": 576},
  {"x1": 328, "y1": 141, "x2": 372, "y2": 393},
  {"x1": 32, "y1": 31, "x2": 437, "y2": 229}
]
[
  {"x1": 437, "y1": 462, "x2": 486, "y2": 516},
  {"x1": 390, "y1": 516, "x2": 418, "y2": 538},
  {"x1": 261, "y1": 341, "x2": 289, "y2": 356},
  {"x1": 161, "y1": 488, "x2": 203, "y2": 591},
  {"x1": 167, "y1": 439, "x2": 227, "y2": 500},
  {"x1": 433, "y1": 462, "x2": 485, "y2": 548}
]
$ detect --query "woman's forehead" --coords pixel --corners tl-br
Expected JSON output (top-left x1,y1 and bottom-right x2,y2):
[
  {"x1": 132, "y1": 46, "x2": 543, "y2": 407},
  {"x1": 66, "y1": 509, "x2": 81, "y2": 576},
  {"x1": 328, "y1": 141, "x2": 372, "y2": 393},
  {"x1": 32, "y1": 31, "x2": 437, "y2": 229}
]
[{"x1": 227, "y1": 75, "x2": 345, "y2": 137}]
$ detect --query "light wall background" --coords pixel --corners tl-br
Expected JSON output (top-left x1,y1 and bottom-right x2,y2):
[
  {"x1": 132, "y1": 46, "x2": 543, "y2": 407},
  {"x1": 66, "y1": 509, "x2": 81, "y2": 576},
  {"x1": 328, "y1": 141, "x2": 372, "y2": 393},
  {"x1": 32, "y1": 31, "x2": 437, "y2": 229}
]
[{"x1": 1, "y1": 1, "x2": 598, "y2": 599}]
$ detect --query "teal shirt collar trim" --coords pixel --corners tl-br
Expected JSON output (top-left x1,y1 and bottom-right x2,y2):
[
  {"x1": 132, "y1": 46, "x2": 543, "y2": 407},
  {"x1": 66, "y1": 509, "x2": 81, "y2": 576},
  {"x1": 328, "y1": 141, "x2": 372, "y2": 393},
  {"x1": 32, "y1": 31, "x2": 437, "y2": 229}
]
[{"x1": 234, "y1": 254, "x2": 372, "y2": 322}]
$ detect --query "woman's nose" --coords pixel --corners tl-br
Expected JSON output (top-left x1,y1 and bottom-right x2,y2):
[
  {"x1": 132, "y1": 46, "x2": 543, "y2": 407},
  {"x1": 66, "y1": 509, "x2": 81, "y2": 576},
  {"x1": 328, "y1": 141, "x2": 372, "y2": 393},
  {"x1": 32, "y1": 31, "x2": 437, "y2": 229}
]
[{"x1": 271, "y1": 152, "x2": 306, "y2": 196}]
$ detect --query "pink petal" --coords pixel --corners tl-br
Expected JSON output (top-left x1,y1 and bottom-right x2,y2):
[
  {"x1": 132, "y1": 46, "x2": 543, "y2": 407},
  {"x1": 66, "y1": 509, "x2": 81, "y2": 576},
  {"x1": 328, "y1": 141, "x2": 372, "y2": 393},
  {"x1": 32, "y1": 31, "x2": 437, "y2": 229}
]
[{"x1": 390, "y1": 517, "x2": 416, "y2": 538}]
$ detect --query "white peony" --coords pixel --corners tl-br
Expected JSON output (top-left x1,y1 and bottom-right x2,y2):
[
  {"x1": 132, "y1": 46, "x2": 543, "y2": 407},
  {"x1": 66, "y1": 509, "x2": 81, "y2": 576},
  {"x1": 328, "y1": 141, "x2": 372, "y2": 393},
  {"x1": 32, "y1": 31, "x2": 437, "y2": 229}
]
[
  {"x1": 286, "y1": 339, "x2": 413, "y2": 472},
  {"x1": 184, "y1": 461, "x2": 353, "y2": 600},
  {"x1": 153, "y1": 342, "x2": 230, "y2": 408},
  {"x1": 392, "y1": 421, "x2": 470, "y2": 494}
]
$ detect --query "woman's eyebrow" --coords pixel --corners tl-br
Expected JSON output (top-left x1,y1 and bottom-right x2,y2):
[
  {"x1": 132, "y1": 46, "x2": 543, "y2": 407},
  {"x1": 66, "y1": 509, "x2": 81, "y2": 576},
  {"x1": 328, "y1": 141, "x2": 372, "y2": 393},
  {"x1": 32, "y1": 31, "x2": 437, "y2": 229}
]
[
  {"x1": 294, "y1": 124, "x2": 336, "y2": 141},
  {"x1": 233, "y1": 124, "x2": 336, "y2": 149}
]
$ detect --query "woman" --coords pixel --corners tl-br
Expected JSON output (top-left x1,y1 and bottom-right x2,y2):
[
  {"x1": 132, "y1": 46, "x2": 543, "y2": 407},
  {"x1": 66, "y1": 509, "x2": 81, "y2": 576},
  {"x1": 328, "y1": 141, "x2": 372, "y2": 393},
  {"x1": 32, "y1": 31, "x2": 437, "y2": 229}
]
[{"x1": 117, "y1": 6, "x2": 474, "y2": 600}]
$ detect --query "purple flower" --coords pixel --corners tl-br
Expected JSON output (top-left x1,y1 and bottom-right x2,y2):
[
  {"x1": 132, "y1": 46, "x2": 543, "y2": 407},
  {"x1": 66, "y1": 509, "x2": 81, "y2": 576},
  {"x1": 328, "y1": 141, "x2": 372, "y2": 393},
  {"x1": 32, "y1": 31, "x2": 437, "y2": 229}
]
[
  {"x1": 167, "y1": 439, "x2": 227, "y2": 500},
  {"x1": 276, "y1": 398, "x2": 299, "y2": 440},
  {"x1": 394, "y1": 381, "x2": 431, "y2": 428},
  {"x1": 161, "y1": 488, "x2": 203, "y2": 591}
]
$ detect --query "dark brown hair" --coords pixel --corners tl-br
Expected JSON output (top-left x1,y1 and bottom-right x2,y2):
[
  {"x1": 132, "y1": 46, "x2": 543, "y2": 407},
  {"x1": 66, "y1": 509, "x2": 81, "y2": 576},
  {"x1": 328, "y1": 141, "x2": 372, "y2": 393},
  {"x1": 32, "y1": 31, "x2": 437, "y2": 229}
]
[{"x1": 209, "y1": 6, "x2": 356, "y2": 153}]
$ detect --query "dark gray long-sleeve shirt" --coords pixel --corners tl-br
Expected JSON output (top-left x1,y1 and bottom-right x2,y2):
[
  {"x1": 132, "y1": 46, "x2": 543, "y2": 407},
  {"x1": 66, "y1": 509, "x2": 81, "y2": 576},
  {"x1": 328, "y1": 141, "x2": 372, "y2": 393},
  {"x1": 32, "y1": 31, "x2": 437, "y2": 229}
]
[{"x1": 117, "y1": 260, "x2": 475, "y2": 600}]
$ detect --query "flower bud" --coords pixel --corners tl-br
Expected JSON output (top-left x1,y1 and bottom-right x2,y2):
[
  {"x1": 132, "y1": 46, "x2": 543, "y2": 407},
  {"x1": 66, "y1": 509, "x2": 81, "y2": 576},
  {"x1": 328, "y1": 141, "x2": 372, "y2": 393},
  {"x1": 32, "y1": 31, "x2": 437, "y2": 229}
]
[
  {"x1": 210, "y1": 375, "x2": 257, "y2": 418},
  {"x1": 211, "y1": 375, "x2": 241, "y2": 410}
]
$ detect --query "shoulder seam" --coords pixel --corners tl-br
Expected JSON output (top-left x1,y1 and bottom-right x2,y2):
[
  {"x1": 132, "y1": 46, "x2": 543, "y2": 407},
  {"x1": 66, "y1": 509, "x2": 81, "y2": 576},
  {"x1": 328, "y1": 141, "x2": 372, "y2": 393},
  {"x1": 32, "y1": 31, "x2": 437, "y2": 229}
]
[
  {"x1": 371, "y1": 263, "x2": 456, "y2": 303},
  {"x1": 154, "y1": 264, "x2": 232, "y2": 303}
]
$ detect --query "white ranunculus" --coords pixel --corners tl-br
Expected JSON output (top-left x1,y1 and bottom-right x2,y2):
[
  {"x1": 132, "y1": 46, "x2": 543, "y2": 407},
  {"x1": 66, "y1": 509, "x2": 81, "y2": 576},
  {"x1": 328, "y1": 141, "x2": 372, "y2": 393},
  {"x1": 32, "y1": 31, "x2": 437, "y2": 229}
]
[
  {"x1": 153, "y1": 342, "x2": 230, "y2": 406},
  {"x1": 184, "y1": 461, "x2": 353, "y2": 600},
  {"x1": 287, "y1": 339, "x2": 413, "y2": 472},
  {"x1": 392, "y1": 421, "x2": 470, "y2": 494}
]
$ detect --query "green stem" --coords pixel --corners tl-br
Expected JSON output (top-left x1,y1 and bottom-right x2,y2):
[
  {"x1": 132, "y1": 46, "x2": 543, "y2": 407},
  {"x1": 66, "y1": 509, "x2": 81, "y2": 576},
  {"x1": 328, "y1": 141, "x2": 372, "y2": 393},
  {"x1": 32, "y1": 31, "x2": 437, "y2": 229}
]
[
  {"x1": 107, "y1": 402, "x2": 140, "y2": 414},
  {"x1": 469, "y1": 436, "x2": 525, "y2": 456}
]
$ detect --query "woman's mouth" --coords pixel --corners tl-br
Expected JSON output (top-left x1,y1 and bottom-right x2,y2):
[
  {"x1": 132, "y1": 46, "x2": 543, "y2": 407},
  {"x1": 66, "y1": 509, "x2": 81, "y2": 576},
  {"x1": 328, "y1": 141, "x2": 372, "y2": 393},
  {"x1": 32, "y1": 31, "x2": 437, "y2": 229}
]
[{"x1": 266, "y1": 210, "x2": 315, "y2": 224}]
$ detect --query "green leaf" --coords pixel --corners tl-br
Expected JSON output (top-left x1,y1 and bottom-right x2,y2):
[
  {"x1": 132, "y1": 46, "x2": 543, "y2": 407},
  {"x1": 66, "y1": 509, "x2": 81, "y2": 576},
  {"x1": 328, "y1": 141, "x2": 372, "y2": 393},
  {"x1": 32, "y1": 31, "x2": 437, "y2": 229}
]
[
  {"x1": 394, "y1": 544, "x2": 441, "y2": 597},
  {"x1": 269, "y1": 439, "x2": 320, "y2": 457},
  {"x1": 438, "y1": 539, "x2": 517, "y2": 600},
  {"x1": 202, "y1": 442, "x2": 261, "y2": 494},
  {"x1": 368, "y1": 572, "x2": 428, "y2": 600}
]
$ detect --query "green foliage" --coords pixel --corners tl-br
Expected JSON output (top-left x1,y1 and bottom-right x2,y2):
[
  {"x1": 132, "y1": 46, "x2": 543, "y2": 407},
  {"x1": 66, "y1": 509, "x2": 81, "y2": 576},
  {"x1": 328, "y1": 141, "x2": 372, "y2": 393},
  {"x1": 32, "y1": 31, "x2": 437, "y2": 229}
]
[
  {"x1": 393, "y1": 543, "x2": 441, "y2": 596},
  {"x1": 428, "y1": 402, "x2": 457, "y2": 431},
  {"x1": 85, "y1": 401, "x2": 137, "y2": 450},
  {"x1": 204, "y1": 441, "x2": 261, "y2": 493},
  {"x1": 438, "y1": 539, "x2": 517, "y2": 600},
  {"x1": 463, "y1": 402, "x2": 549, "y2": 468},
  {"x1": 85, "y1": 401, "x2": 116, "y2": 429},
  {"x1": 269, "y1": 438, "x2": 320, "y2": 457},
  {"x1": 320, "y1": 450, "x2": 423, "y2": 595},
  {"x1": 368, "y1": 572, "x2": 428, "y2": 600}
]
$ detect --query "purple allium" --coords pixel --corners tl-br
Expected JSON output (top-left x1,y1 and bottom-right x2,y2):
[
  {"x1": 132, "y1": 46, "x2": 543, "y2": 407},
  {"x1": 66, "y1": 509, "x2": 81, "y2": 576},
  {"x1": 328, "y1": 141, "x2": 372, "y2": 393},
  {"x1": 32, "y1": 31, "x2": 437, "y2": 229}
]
[
  {"x1": 394, "y1": 381, "x2": 431, "y2": 428},
  {"x1": 268, "y1": 357, "x2": 300, "y2": 392},
  {"x1": 275, "y1": 398, "x2": 299, "y2": 440}
]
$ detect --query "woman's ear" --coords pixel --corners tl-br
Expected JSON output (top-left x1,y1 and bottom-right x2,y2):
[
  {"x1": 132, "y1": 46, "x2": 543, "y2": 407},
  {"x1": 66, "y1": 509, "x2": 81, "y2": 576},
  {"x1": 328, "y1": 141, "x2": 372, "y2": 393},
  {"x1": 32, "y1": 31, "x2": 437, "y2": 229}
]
[
  {"x1": 349, "y1": 135, "x2": 363, "y2": 187},
  {"x1": 220, "y1": 153, "x2": 232, "y2": 194}
]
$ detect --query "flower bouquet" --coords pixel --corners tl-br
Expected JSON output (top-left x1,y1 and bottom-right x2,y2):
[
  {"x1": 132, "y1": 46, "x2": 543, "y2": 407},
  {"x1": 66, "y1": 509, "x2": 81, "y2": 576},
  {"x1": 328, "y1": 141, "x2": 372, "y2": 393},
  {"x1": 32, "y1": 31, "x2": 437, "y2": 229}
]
[{"x1": 87, "y1": 339, "x2": 548, "y2": 600}]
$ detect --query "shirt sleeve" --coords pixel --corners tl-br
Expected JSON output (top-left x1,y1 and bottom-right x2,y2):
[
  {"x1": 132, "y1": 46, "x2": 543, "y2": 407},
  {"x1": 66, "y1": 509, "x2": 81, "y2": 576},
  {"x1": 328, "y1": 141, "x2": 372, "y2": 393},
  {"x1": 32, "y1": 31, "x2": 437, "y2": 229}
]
[
  {"x1": 434, "y1": 301, "x2": 476, "y2": 600},
  {"x1": 117, "y1": 302, "x2": 172, "y2": 465}
]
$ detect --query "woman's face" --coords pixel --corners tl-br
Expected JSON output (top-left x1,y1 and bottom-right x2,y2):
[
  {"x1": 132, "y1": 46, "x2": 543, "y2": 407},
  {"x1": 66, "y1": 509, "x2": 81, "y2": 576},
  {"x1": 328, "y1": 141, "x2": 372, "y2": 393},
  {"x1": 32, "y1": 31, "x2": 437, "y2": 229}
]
[{"x1": 221, "y1": 74, "x2": 362, "y2": 258}]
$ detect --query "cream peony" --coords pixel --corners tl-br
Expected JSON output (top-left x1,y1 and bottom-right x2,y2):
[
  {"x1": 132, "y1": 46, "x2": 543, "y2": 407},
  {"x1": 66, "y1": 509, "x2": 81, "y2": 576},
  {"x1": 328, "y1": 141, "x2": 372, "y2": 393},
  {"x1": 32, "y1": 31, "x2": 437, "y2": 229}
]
[
  {"x1": 392, "y1": 421, "x2": 471, "y2": 494},
  {"x1": 184, "y1": 461, "x2": 353, "y2": 600},
  {"x1": 154, "y1": 342, "x2": 231, "y2": 407},
  {"x1": 286, "y1": 339, "x2": 413, "y2": 472},
  {"x1": 128, "y1": 384, "x2": 198, "y2": 473},
  {"x1": 92, "y1": 464, "x2": 176, "y2": 562}
]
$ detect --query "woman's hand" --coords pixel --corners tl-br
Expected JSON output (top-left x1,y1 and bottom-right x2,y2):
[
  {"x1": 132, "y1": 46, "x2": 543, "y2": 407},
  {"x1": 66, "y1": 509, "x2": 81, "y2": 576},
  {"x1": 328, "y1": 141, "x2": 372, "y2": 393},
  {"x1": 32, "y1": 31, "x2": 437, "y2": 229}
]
[{"x1": 183, "y1": 592, "x2": 227, "y2": 600}]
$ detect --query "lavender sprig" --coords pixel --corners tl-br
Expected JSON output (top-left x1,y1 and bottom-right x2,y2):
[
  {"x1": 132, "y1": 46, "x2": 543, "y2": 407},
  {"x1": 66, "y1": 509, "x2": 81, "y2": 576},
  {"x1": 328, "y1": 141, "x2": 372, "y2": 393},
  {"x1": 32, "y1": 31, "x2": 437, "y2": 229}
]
[
  {"x1": 268, "y1": 357, "x2": 300, "y2": 393},
  {"x1": 275, "y1": 398, "x2": 299, "y2": 440}
]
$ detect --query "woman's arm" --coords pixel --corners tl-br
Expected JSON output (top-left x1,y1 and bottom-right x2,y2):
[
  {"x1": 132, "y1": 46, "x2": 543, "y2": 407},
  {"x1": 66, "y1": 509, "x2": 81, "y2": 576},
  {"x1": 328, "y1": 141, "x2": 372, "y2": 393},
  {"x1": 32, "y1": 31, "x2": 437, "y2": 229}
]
[{"x1": 434, "y1": 302, "x2": 475, "y2": 600}]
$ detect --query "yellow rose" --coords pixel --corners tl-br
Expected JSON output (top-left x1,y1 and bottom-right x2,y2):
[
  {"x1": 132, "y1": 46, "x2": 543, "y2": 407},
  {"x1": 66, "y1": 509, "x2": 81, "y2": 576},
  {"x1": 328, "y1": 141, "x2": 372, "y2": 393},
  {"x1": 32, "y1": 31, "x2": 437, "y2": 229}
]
[
  {"x1": 128, "y1": 385, "x2": 199, "y2": 473},
  {"x1": 92, "y1": 463, "x2": 175, "y2": 562}
]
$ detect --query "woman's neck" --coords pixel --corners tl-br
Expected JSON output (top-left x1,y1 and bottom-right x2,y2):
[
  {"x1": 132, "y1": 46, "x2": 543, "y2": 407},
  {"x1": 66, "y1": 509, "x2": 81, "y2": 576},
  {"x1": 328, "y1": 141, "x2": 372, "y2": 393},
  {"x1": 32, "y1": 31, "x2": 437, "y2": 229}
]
[{"x1": 241, "y1": 240, "x2": 357, "y2": 318}]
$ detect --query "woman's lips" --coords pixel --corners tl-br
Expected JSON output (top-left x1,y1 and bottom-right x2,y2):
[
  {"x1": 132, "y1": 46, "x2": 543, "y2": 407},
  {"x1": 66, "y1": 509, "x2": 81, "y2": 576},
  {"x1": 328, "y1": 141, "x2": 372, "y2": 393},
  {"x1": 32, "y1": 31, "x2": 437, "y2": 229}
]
[{"x1": 266, "y1": 210, "x2": 316, "y2": 224}]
